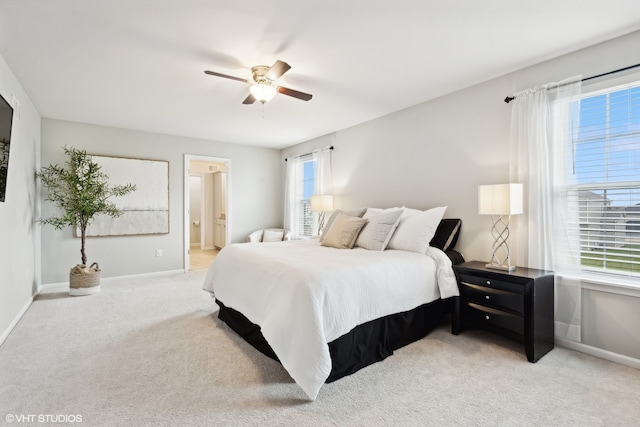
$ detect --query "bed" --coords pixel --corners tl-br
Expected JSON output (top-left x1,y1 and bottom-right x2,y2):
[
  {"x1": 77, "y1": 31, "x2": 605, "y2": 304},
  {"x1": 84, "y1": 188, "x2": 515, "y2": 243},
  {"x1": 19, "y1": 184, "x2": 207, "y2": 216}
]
[{"x1": 203, "y1": 207, "x2": 463, "y2": 400}]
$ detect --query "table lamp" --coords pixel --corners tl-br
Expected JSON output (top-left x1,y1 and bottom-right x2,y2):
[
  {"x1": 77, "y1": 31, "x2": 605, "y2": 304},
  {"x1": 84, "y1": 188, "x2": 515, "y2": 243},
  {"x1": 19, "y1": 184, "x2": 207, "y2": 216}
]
[
  {"x1": 310, "y1": 194, "x2": 334, "y2": 235},
  {"x1": 478, "y1": 183, "x2": 523, "y2": 271}
]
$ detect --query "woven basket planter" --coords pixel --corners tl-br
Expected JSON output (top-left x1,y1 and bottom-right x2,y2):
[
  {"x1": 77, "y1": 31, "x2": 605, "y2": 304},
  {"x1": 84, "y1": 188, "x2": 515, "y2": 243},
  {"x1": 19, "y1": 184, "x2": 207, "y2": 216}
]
[{"x1": 69, "y1": 262, "x2": 101, "y2": 296}]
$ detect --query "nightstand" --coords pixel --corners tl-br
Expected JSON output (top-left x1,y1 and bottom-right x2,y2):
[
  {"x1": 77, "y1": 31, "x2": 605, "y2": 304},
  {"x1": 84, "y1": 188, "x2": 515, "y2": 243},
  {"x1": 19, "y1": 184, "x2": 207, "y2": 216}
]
[{"x1": 452, "y1": 261, "x2": 554, "y2": 363}]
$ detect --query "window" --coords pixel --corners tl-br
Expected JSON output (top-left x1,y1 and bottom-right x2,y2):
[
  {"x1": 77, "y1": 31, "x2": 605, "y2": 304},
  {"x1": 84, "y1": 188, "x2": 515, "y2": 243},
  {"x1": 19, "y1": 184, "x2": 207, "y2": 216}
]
[
  {"x1": 299, "y1": 158, "x2": 316, "y2": 237},
  {"x1": 284, "y1": 147, "x2": 331, "y2": 238},
  {"x1": 574, "y1": 80, "x2": 640, "y2": 275},
  {"x1": 285, "y1": 154, "x2": 316, "y2": 238}
]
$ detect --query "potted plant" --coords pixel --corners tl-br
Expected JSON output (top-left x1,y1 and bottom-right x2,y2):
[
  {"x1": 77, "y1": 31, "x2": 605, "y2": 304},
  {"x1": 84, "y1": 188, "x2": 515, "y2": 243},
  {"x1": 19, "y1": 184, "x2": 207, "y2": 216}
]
[{"x1": 37, "y1": 146, "x2": 136, "y2": 296}]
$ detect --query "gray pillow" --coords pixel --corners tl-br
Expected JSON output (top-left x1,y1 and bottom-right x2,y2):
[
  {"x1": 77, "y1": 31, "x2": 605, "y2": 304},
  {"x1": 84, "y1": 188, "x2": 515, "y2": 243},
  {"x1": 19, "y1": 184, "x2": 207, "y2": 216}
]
[{"x1": 355, "y1": 208, "x2": 403, "y2": 251}]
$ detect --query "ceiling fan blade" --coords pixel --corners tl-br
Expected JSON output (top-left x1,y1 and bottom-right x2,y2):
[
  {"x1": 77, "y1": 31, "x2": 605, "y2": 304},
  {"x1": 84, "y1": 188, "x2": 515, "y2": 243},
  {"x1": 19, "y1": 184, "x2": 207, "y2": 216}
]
[
  {"x1": 204, "y1": 70, "x2": 248, "y2": 83},
  {"x1": 266, "y1": 60, "x2": 291, "y2": 80},
  {"x1": 242, "y1": 93, "x2": 256, "y2": 104},
  {"x1": 277, "y1": 86, "x2": 313, "y2": 101}
]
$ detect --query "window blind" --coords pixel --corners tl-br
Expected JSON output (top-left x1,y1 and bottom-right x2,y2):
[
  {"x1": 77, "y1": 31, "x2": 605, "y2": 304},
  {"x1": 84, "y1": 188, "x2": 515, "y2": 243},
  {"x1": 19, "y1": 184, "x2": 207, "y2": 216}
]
[
  {"x1": 574, "y1": 81, "x2": 640, "y2": 275},
  {"x1": 298, "y1": 156, "x2": 315, "y2": 237}
]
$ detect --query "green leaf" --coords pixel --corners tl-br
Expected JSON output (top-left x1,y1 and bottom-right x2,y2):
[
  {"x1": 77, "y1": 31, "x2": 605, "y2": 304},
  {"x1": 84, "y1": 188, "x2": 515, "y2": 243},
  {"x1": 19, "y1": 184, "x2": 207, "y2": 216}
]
[{"x1": 36, "y1": 146, "x2": 137, "y2": 264}]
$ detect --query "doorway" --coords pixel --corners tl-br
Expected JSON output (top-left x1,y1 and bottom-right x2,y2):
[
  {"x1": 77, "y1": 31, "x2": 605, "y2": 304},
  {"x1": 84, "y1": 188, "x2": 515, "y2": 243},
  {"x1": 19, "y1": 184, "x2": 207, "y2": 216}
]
[{"x1": 184, "y1": 154, "x2": 231, "y2": 271}]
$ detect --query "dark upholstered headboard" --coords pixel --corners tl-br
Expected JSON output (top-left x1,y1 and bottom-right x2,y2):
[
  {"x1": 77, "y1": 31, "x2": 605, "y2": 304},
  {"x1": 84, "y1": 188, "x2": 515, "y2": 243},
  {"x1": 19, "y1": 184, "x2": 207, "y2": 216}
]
[{"x1": 430, "y1": 218, "x2": 464, "y2": 265}]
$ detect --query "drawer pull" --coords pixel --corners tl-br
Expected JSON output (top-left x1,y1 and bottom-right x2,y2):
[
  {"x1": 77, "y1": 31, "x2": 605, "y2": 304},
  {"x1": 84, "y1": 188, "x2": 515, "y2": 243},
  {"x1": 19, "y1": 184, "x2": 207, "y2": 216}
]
[
  {"x1": 485, "y1": 315, "x2": 490, "y2": 320},
  {"x1": 486, "y1": 280, "x2": 491, "y2": 285},
  {"x1": 485, "y1": 295, "x2": 490, "y2": 300}
]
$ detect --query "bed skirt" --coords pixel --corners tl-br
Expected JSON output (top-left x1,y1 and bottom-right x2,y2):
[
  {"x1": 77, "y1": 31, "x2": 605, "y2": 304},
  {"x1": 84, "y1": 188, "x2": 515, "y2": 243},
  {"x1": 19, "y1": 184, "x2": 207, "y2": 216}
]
[{"x1": 215, "y1": 297, "x2": 450, "y2": 383}]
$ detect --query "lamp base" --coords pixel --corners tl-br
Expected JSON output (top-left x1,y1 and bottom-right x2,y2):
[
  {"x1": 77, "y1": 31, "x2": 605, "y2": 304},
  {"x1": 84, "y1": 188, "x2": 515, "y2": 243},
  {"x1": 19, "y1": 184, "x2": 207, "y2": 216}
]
[
  {"x1": 317, "y1": 211, "x2": 326, "y2": 236},
  {"x1": 485, "y1": 263, "x2": 516, "y2": 272},
  {"x1": 486, "y1": 214, "x2": 515, "y2": 272}
]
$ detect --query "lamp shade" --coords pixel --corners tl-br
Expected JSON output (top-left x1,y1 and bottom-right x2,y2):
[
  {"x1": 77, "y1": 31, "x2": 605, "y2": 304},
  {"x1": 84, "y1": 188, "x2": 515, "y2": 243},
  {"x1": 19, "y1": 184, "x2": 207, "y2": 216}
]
[
  {"x1": 478, "y1": 183, "x2": 523, "y2": 215},
  {"x1": 310, "y1": 194, "x2": 334, "y2": 212},
  {"x1": 249, "y1": 83, "x2": 277, "y2": 103}
]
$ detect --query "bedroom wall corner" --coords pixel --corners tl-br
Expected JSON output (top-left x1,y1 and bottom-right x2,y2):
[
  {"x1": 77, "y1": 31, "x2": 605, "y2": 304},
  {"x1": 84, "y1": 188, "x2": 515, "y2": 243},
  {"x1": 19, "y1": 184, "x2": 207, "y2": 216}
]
[{"x1": 0, "y1": 53, "x2": 41, "y2": 346}]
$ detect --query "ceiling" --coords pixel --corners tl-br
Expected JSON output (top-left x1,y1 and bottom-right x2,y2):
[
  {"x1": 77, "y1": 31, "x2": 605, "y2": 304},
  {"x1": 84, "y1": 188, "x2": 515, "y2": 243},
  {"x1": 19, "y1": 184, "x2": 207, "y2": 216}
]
[{"x1": 1, "y1": 1, "x2": 639, "y2": 149}]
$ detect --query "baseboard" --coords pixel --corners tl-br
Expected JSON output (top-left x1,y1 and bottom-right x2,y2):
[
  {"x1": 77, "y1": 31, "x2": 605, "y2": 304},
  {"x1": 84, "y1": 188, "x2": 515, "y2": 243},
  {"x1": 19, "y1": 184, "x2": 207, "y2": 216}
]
[
  {"x1": 556, "y1": 337, "x2": 640, "y2": 370},
  {"x1": 0, "y1": 294, "x2": 36, "y2": 348},
  {"x1": 40, "y1": 269, "x2": 186, "y2": 290}
]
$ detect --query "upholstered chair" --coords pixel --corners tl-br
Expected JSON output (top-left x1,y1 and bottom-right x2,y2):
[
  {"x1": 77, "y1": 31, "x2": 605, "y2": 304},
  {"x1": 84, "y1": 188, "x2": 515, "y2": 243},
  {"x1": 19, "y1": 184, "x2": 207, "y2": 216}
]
[{"x1": 247, "y1": 228, "x2": 292, "y2": 243}]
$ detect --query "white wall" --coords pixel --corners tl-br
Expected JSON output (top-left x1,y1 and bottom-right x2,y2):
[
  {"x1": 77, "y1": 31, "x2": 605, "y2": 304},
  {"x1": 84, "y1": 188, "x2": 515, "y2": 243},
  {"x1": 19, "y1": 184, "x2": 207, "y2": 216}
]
[
  {"x1": 0, "y1": 54, "x2": 41, "y2": 343},
  {"x1": 282, "y1": 74, "x2": 512, "y2": 263},
  {"x1": 282, "y1": 30, "x2": 640, "y2": 362},
  {"x1": 41, "y1": 119, "x2": 283, "y2": 283}
]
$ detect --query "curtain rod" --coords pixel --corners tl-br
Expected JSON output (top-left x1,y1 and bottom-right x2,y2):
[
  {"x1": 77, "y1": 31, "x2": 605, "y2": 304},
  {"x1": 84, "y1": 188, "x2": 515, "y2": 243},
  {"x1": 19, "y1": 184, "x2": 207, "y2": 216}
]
[
  {"x1": 504, "y1": 62, "x2": 640, "y2": 104},
  {"x1": 285, "y1": 146, "x2": 333, "y2": 162}
]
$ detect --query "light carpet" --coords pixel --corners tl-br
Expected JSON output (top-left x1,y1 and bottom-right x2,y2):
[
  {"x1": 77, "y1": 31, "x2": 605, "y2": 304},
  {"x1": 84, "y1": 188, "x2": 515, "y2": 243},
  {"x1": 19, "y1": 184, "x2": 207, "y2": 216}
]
[{"x1": 1, "y1": 270, "x2": 639, "y2": 426}]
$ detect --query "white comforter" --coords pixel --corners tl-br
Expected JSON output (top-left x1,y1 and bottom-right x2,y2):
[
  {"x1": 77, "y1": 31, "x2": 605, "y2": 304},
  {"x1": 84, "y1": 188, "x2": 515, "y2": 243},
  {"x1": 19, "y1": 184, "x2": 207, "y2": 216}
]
[{"x1": 202, "y1": 239, "x2": 459, "y2": 400}]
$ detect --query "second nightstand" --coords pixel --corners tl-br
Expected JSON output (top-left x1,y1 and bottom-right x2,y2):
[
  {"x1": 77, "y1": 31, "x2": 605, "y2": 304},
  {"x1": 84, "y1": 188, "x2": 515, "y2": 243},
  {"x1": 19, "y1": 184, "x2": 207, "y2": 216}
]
[{"x1": 452, "y1": 261, "x2": 554, "y2": 363}]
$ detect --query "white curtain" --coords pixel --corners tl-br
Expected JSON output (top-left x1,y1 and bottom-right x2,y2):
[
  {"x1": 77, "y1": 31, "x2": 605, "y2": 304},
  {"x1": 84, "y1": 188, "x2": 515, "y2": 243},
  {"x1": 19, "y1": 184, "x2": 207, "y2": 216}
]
[
  {"x1": 284, "y1": 156, "x2": 302, "y2": 234},
  {"x1": 509, "y1": 76, "x2": 583, "y2": 342},
  {"x1": 311, "y1": 147, "x2": 333, "y2": 235},
  {"x1": 284, "y1": 147, "x2": 333, "y2": 236},
  {"x1": 313, "y1": 147, "x2": 333, "y2": 196}
]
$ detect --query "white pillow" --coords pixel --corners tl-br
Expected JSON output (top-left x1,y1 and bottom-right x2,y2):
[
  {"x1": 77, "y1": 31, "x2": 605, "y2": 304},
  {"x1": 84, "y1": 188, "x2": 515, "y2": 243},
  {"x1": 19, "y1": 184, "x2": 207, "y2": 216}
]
[
  {"x1": 355, "y1": 208, "x2": 403, "y2": 251},
  {"x1": 387, "y1": 206, "x2": 448, "y2": 254},
  {"x1": 320, "y1": 214, "x2": 368, "y2": 249},
  {"x1": 263, "y1": 229, "x2": 285, "y2": 242}
]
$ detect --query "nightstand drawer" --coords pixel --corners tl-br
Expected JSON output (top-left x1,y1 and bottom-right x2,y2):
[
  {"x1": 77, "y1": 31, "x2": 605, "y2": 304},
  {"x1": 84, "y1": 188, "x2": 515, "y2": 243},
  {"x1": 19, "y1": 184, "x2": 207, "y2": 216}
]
[
  {"x1": 458, "y1": 273, "x2": 524, "y2": 294},
  {"x1": 459, "y1": 282, "x2": 524, "y2": 314},
  {"x1": 464, "y1": 303, "x2": 524, "y2": 335}
]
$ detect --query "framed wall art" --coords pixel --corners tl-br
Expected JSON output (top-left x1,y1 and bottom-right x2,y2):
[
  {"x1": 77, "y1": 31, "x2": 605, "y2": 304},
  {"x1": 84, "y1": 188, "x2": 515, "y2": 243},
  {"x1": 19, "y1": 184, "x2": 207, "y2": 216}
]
[
  {"x1": 0, "y1": 93, "x2": 14, "y2": 202},
  {"x1": 81, "y1": 155, "x2": 170, "y2": 236}
]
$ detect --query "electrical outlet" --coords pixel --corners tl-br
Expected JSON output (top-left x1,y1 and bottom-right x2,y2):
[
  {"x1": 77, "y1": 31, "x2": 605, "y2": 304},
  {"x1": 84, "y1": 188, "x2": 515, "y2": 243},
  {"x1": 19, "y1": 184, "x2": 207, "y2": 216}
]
[{"x1": 156, "y1": 249, "x2": 162, "y2": 257}]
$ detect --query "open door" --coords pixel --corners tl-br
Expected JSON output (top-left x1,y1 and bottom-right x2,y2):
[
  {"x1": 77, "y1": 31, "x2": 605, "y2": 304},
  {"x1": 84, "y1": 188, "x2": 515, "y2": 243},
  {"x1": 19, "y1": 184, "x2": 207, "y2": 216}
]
[{"x1": 184, "y1": 155, "x2": 230, "y2": 271}]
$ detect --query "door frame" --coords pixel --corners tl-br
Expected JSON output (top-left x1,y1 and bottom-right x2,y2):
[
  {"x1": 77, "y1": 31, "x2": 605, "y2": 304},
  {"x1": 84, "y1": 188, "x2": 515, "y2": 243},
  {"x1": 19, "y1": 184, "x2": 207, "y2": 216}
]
[{"x1": 183, "y1": 154, "x2": 231, "y2": 272}]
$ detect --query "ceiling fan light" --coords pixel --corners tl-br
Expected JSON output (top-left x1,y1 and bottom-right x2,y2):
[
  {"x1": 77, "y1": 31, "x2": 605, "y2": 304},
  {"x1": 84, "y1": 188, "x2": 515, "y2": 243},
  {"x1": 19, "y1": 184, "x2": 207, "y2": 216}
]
[{"x1": 249, "y1": 83, "x2": 277, "y2": 103}]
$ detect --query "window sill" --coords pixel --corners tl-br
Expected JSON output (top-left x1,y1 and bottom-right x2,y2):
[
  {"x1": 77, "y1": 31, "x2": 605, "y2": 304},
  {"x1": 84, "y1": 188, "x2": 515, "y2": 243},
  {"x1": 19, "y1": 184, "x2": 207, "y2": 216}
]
[{"x1": 561, "y1": 271, "x2": 640, "y2": 298}]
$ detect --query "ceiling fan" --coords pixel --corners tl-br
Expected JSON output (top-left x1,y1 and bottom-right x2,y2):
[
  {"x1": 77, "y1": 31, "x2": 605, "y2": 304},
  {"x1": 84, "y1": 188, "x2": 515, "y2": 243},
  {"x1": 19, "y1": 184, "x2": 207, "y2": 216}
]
[{"x1": 204, "y1": 60, "x2": 313, "y2": 105}]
